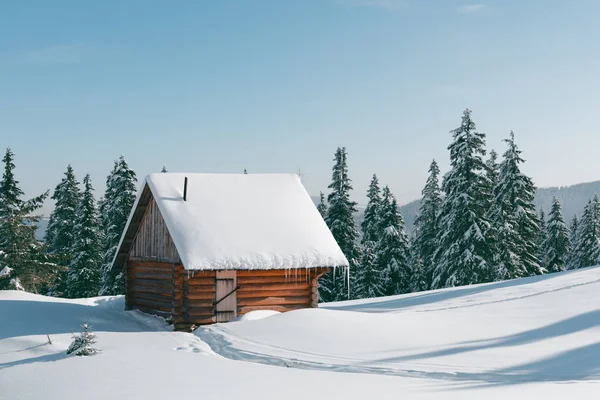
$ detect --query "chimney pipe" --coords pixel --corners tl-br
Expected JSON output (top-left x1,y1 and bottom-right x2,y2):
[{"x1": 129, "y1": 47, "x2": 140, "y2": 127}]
[{"x1": 183, "y1": 177, "x2": 188, "y2": 201}]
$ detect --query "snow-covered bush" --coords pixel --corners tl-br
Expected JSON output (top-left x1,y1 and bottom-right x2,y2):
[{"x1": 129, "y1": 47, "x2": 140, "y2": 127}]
[{"x1": 66, "y1": 323, "x2": 100, "y2": 356}]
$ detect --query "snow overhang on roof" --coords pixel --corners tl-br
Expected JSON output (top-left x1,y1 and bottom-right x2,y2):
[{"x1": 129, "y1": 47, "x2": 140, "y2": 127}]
[{"x1": 113, "y1": 173, "x2": 349, "y2": 271}]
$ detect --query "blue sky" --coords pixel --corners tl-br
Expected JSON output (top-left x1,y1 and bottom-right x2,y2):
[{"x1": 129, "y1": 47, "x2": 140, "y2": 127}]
[{"x1": 1, "y1": 0, "x2": 599, "y2": 214}]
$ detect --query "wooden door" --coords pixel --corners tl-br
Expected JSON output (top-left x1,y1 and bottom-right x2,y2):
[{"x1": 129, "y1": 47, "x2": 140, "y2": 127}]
[{"x1": 215, "y1": 270, "x2": 237, "y2": 322}]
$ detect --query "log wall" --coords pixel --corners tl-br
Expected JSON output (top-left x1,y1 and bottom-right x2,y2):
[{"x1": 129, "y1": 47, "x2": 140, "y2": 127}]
[
  {"x1": 127, "y1": 261, "x2": 329, "y2": 331},
  {"x1": 126, "y1": 260, "x2": 179, "y2": 319},
  {"x1": 129, "y1": 196, "x2": 180, "y2": 262},
  {"x1": 236, "y1": 268, "x2": 328, "y2": 315}
]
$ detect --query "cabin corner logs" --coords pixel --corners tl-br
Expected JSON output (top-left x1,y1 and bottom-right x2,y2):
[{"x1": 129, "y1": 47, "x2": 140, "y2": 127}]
[{"x1": 125, "y1": 261, "x2": 329, "y2": 331}]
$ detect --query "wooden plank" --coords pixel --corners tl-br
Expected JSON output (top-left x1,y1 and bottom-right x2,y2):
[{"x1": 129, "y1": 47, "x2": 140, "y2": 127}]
[
  {"x1": 237, "y1": 276, "x2": 309, "y2": 284},
  {"x1": 132, "y1": 282, "x2": 173, "y2": 292},
  {"x1": 237, "y1": 296, "x2": 310, "y2": 307},
  {"x1": 186, "y1": 292, "x2": 216, "y2": 301},
  {"x1": 237, "y1": 289, "x2": 309, "y2": 299},
  {"x1": 183, "y1": 299, "x2": 214, "y2": 309},
  {"x1": 131, "y1": 293, "x2": 173, "y2": 306},
  {"x1": 236, "y1": 270, "x2": 299, "y2": 277},
  {"x1": 185, "y1": 278, "x2": 216, "y2": 286},
  {"x1": 130, "y1": 299, "x2": 172, "y2": 313},
  {"x1": 238, "y1": 283, "x2": 310, "y2": 291},
  {"x1": 184, "y1": 284, "x2": 215, "y2": 293},
  {"x1": 131, "y1": 272, "x2": 172, "y2": 280}
]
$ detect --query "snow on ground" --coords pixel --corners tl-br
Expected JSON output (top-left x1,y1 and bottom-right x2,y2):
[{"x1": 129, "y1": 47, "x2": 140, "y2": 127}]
[{"x1": 2, "y1": 267, "x2": 600, "y2": 399}]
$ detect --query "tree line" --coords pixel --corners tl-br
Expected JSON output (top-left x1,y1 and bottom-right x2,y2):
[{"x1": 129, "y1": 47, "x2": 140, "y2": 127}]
[
  {"x1": 0, "y1": 149, "x2": 138, "y2": 297},
  {"x1": 1, "y1": 109, "x2": 599, "y2": 300},
  {"x1": 319, "y1": 109, "x2": 600, "y2": 301}
]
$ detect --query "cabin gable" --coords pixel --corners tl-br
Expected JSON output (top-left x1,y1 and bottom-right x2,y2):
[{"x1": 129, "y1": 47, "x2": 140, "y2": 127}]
[{"x1": 129, "y1": 195, "x2": 180, "y2": 263}]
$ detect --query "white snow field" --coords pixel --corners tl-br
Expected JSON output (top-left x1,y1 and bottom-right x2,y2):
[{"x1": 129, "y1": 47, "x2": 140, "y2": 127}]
[{"x1": 2, "y1": 267, "x2": 600, "y2": 399}]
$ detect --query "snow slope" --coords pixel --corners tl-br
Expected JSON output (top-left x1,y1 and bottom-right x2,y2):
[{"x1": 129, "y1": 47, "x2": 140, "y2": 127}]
[{"x1": 2, "y1": 267, "x2": 600, "y2": 399}]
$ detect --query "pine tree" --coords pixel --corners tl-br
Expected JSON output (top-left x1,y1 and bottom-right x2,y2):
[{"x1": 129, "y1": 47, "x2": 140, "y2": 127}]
[
  {"x1": 0, "y1": 148, "x2": 52, "y2": 292},
  {"x1": 67, "y1": 323, "x2": 100, "y2": 356},
  {"x1": 161, "y1": 166, "x2": 168, "y2": 173},
  {"x1": 67, "y1": 174, "x2": 102, "y2": 298},
  {"x1": 321, "y1": 147, "x2": 360, "y2": 302},
  {"x1": 361, "y1": 174, "x2": 382, "y2": 245},
  {"x1": 353, "y1": 241, "x2": 386, "y2": 299},
  {"x1": 376, "y1": 186, "x2": 410, "y2": 295},
  {"x1": 413, "y1": 160, "x2": 442, "y2": 289},
  {"x1": 490, "y1": 132, "x2": 542, "y2": 280},
  {"x1": 537, "y1": 208, "x2": 548, "y2": 271},
  {"x1": 99, "y1": 156, "x2": 138, "y2": 295},
  {"x1": 410, "y1": 253, "x2": 427, "y2": 293},
  {"x1": 45, "y1": 165, "x2": 81, "y2": 265},
  {"x1": 568, "y1": 215, "x2": 579, "y2": 269},
  {"x1": 543, "y1": 197, "x2": 571, "y2": 273},
  {"x1": 572, "y1": 195, "x2": 600, "y2": 269},
  {"x1": 316, "y1": 192, "x2": 327, "y2": 218},
  {"x1": 485, "y1": 150, "x2": 500, "y2": 262},
  {"x1": 432, "y1": 109, "x2": 494, "y2": 289}
]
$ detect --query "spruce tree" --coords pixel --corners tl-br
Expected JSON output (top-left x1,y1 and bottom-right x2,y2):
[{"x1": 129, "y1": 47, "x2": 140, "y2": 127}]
[
  {"x1": 353, "y1": 241, "x2": 386, "y2": 299},
  {"x1": 410, "y1": 253, "x2": 427, "y2": 293},
  {"x1": 316, "y1": 192, "x2": 327, "y2": 218},
  {"x1": 543, "y1": 197, "x2": 571, "y2": 273},
  {"x1": 361, "y1": 174, "x2": 382, "y2": 245},
  {"x1": 568, "y1": 215, "x2": 579, "y2": 269},
  {"x1": 490, "y1": 132, "x2": 542, "y2": 280},
  {"x1": 161, "y1": 166, "x2": 168, "y2": 173},
  {"x1": 376, "y1": 186, "x2": 410, "y2": 295},
  {"x1": 485, "y1": 150, "x2": 500, "y2": 262},
  {"x1": 572, "y1": 195, "x2": 600, "y2": 269},
  {"x1": 321, "y1": 147, "x2": 360, "y2": 301},
  {"x1": 432, "y1": 109, "x2": 494, "y2": 288},
  {"x1": 537, "y1": 208, "x2": 548, "y2": 271},
  {"x1": 0, "y1": 148, "x2": 51, "y2": 292},
  {"x1": 67, "y1": 175, "x2": 102, "y2": 298},
  {"x1": 99, "y1": 156, "x2": 138, "y2": 295},
  {"x1": 45, "y1": 165, "x2": 81, "y2": 265},
  {"x1": 413, "y1": 160, "x2": 441, "y2": 289}
]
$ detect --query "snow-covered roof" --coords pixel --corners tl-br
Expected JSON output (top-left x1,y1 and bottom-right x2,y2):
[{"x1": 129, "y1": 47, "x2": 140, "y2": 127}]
[{"x1": 115, "y1": 173, "x2": 348, "y2": 271}]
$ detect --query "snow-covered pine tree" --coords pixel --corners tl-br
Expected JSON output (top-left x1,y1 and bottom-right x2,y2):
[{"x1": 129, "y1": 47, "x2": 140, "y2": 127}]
[
  {"x1": 490, "y1": 131, "x2": 543, "y2": 280},
  {"x1": 99, "y1": 156, "x2": 138, "y2": 295},
  {"x1": 412, "y1": 160, "x2": 442, "y2": 289},
  {"x1": 67, "y1": 323, "x2": 100, "y2": 356},
  {"x1": 161, "y1": 166, "x2": 167, "y2": 173},
  {"x1": 568, "y1": 215, "x2": 579, "y2": 269},
  {"x1": 353, "y1": 241, "x2": 386, "y2": 299},
  {"x1": 537, "y1": 208, "x2": 548, "y2": 271},
  {"x1": 67, "y1": 174, "x2": 102, "y2": 298},
  {"x1": 0, "y1": 148, "x2": 52, "y2": 292},
  {"x1": 361, "y1": 174, "x2": 382, "y2": 245},
  {"x1": 45, "y1": 165, "x2": 81, "y2": 266},
  {"x1": 376, "y1": 186, "x2": 410, "y2": 295},
  {"x1": 321, "y1": 147, "x2": 360, "y2": 301},
  {"x1": 316, "y1": 191, "x2": 327, "y2": 218},
  {"x1": 572, "y1": 195, "x2": 600, "y2": 269},
  {"x1": 410, "y1": 253, "x2": 427, "y2": 293},
  {"x1": 484, "y1": 150, "x2": 500, "y2": 263},
  {"x1": 432, "y1": 109, "x2": 494, "y2": 289},
  {"x1": 543, "y1": 197, "x2": 571, "y2": 273}
]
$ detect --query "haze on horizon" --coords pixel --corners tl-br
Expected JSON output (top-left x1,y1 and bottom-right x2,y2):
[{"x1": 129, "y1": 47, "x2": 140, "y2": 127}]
[{"x1": 1, "y1": 0, "x2": 599, "y2": 215}]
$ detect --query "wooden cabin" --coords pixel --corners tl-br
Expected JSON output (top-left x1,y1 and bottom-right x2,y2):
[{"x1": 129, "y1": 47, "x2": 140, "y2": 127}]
[{"x1": 111, "y1": 173, "x2": 349, "y2": 330}]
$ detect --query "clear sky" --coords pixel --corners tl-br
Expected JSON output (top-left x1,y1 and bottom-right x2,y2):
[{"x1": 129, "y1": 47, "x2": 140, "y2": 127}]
[{"x1": 1, "y1": 0, "x2": 599, "y2": 215}]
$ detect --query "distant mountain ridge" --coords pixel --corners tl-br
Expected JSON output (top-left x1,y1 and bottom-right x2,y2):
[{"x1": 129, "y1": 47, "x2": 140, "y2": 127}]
[{"x1": 312, "y1": 179, "x2": 600, "y2": 235}]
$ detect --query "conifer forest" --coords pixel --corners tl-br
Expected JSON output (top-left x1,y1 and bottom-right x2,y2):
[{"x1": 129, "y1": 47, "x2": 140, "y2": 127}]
[{"x1": 1, "y1": 109, "x2": 598, "y2": 300}]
